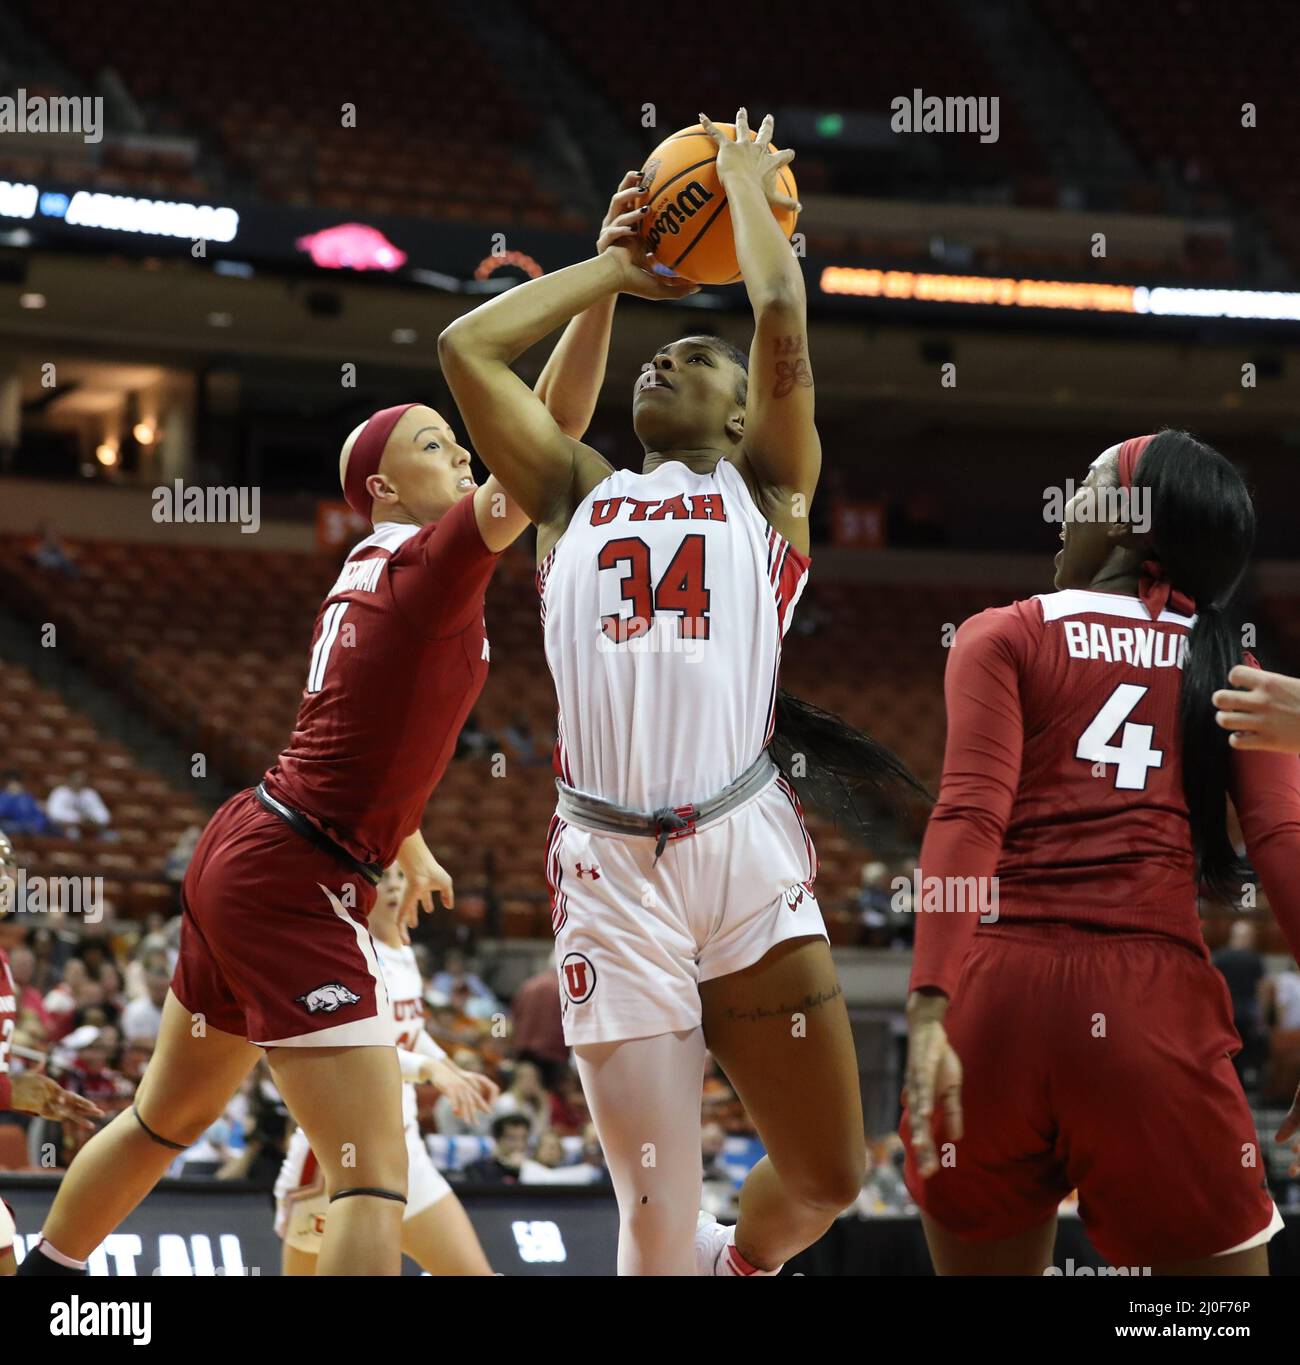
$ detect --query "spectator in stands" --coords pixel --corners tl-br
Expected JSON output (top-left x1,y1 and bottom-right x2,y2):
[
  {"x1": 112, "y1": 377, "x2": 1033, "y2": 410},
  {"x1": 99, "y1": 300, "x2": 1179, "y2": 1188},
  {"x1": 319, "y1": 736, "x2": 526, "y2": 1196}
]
[
  {"x1": 58, "y1": 1026, "x2": 126, "y2": 1163},
  {"x1": 701, "y1": 1120, "x2": 730, "y2": 1183},
  {"x1": 0, "y1": 772, "x2": 50, "y2": 834},
  {"x1": 176, "y1": 1115, "x2": 238, "y2": 1179},
  {"x1": 29, "y1": 522, "x2": 79, "y2": 576},
  {"x1": 519, "y1": 1130, "x2": 602, "y2": 1186},
  {"x1": 46, "y1": 770, "x2": 112, "y2": 840},
  {"x1": 43, "y1": 957, "x2": 89, "y2": 1041},
  {"x1": 1213, "y1": 920, "x2": 1266, "y2": 1093},
  {"x1": 433, "y1": 1047, "x2": 496, "y2": 1137},
  {"x1": 700, "y1": 1054, "x2": 743, "y2": 1128},
  {"x1": 120, "y1": 951, "x2": 170, "y2": 1044},
  {"x1": 97, "y1": 962, "x2": 126, "y2": 1021},
  {"x1": 461, "y1": 1113, "x2": 530, "y2": 1185},
  {"x1": 28, "y1": 922, "x2": 76, "y2": 982},
  {"x1": 454, "y1": 711, "x2": 497, "y2": 760},
  {"x1": 7, "y1": 945, "x2": 52, "y2": 1030},
  {"x1": 1261, "y1": 958, "x2": 1300, "y2": 1105},
  {"x1": 700, "y1": 1120, "x2": 736, "y2": 1219},
  {"x1": 427, "y1": 999, "x2": 480, "y2": 1054},
  {"x1": 510, "y1": 965, "x2": 567, "y2": 1088},
  {"x1": 503, "y1": 714, "x2": 545, "y2": 766},
  {"x1": 854, "y1": 1138, "x2": 912, "y2": 1217},
  {"x1": 430, "y1": 949, "x2": 499, "y2": 1015},
  {"x1": 492, "y1": 1058, "x2": 550, "y2": 1135},
  {"x1": 547, "y1": 1067, "x2": 589, "y2": 1136},
  {"x1": 163, "y1": 825, "x2": 203, "y2": 884},
  {"x1": 1266, "y1": 959, "x2": 1300, "y2": 1032},
  {"x1": 218, "y1": 1062, "x2": 291, "y2": 1186},
  {"x1": 137, "y1": 914, "x2": 181, "y2": 979},
  {"x1": 856, "y1": 859, "x2": 893, "y2": 943}
]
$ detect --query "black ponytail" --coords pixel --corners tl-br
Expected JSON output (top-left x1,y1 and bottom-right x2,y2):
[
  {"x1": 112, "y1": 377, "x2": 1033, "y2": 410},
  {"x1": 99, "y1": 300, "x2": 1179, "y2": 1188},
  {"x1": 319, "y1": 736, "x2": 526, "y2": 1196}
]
[
  {"x1": 1136, "y1": 430, "x2": 1255, "y2": 902},
  {"x1": 770, "y1": 690, "x2": 932, "y2": 845}
]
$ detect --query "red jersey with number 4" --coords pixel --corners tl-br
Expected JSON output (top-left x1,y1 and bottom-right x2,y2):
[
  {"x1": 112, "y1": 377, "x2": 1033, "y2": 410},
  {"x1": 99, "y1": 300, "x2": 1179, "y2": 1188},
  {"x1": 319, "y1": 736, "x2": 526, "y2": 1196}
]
[
  {"x1": 0, "y1": 949, "x2": 16, "y2": 1110},
  {"x1": 911, "y1": 587, "x2": 1300, "y2": 995},
  {"x1": 263, "y1": 492, "x2": 503, "y2": 868}
]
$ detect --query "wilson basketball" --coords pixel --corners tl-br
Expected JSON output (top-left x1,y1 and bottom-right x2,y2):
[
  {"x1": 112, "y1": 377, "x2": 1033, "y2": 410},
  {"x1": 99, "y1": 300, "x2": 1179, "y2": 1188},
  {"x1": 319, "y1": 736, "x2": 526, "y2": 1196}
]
[{"x1": 639, "y1": 122, "x2": 799, "y2": 286}]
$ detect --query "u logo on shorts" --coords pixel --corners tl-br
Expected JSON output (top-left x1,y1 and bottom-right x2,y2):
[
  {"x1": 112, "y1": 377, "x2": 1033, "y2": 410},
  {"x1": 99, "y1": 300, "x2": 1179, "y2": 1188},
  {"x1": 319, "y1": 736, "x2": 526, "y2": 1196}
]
[{"x1": 561, "y1": 952, "x2": 596, "y2": 1003}]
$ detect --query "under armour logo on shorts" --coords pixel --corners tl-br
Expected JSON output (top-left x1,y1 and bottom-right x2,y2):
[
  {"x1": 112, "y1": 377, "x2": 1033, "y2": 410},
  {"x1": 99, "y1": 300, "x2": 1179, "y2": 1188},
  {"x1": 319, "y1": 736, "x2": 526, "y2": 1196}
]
[
  {"x1": 575, "y1": 862, "x2": 601, "y2": 880},
  {"x1": 295, "y1": 982, "x2": 362, "y2": 1014}
]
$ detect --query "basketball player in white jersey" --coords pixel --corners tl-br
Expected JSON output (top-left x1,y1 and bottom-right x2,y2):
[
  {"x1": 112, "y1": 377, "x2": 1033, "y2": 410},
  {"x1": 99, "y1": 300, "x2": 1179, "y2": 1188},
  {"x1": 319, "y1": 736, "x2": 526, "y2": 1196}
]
[
  {"x1": 440, "y1": 110, "x2": 885, "y2": 1275},
  {"x1": 275, "y1": 858, "x2": 498, "y2": 1274}
]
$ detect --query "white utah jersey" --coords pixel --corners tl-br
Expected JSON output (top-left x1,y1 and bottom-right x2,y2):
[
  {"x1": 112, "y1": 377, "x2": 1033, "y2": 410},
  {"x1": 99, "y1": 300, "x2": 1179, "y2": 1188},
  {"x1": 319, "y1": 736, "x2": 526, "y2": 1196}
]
[
  {"x1": 538, "y1": 458, "x2": 809, "y2": 810},
  {"x1": 374, "y1": 937, "x2": 424, "y2": 1129}
]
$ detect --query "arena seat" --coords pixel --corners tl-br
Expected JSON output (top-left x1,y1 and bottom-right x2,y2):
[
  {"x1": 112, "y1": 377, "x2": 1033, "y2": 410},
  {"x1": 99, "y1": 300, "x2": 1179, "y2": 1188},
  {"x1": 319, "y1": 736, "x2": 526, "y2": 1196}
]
[{"x1": 17, "y1": 0, "x2": 585, "y2": 232}]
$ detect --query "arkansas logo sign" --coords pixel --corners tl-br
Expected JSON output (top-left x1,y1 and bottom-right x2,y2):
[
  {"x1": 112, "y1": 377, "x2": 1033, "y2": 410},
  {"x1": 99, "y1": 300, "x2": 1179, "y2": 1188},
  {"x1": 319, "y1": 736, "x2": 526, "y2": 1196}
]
[{"x1": 296, "y1": 982, "x2": 362, "y2": 1014}]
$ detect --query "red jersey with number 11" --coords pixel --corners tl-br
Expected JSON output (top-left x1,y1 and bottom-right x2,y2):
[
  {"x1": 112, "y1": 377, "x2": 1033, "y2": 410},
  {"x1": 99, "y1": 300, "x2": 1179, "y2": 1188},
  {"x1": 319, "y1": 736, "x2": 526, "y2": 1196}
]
[
  {"x1": 263, "y1": 491, "x2": 502, "y2": 869},
  {"x1": 911, "y1": 588, "x2": 1300, "y2": 996}
]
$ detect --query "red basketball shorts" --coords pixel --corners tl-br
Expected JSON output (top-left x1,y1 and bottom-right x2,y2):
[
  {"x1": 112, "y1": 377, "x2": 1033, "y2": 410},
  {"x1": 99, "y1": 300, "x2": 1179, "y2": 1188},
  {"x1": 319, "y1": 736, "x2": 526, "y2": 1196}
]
[
  {"x1": 901, "y1": 923, "x2": 1281, "y2": 1267},
  {"x1": 172, "y1": 789, "x2": 392, "y2": 1047}
]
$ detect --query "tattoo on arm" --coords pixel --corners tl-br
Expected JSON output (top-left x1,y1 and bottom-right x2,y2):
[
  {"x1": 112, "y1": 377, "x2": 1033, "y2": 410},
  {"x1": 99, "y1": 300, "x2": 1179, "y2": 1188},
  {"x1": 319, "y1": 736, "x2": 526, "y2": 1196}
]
[
  {"x1": 724, "y1": 983, "x2": 843, "y2": 1023},
  {"x1": 771, "y1": 335, "x2": 813, "y2": 399}
]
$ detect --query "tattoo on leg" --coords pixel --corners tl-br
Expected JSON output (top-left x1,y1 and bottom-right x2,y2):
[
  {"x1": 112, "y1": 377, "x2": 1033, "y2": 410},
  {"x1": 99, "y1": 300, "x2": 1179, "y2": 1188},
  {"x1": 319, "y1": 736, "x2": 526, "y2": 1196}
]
[{"x1": 724, "y1": 983, "x2": 843, "y2": 1023}]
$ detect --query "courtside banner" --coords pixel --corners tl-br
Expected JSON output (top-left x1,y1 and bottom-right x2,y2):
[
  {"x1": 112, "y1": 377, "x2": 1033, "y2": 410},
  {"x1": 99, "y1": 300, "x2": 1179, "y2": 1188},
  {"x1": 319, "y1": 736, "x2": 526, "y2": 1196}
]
[{"x1": 1, "y1": 1176, "x2": 619, "y2": 1276}]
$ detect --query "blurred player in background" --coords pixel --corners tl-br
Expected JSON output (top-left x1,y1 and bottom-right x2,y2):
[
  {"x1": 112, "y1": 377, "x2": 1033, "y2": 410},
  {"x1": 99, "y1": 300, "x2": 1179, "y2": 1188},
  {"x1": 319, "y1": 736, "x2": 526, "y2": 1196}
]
[
  {"x1": 18, "y1": 284, "x2": 616, "y2": 1278},
  {"x1": 441, "y1": 110, "x2": 926, "y2": 1276},
  {"x1": 0, "y1": 830, "x2": 103, "y2": 1274},
  {"x1": 275, "y1": 861, "x2": 498, "y2": 1274},
  {"x1": 904, "y1": 432, "x2": 1300, "y2": 1275}
]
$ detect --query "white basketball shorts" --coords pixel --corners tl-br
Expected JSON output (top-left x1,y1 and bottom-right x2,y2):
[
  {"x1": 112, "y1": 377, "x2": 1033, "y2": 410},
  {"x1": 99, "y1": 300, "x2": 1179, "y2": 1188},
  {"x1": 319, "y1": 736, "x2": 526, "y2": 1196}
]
[
  {"x1": 546, "y1": 771, "x2": 827, "y2": 1046},
  {"x1": 273, "y1": 1121, "x2": 450, "y2": 1252}
]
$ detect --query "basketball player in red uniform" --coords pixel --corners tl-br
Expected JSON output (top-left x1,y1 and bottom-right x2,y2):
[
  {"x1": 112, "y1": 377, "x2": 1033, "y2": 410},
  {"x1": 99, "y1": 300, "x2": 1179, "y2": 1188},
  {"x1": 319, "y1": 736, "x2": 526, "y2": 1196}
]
[
  {"x1": 0, "y1": 830, "x2": 103, "y2": 1274},
  {"x1": 904, "y1": 431, "x2": 1300, "y2": 1274},
  {"x1": 439, "y1": 111, "x2": 925, "y2": 1276},
  {"x1": 17, "y1": 249, "x2": 628, "y2": 1275}
]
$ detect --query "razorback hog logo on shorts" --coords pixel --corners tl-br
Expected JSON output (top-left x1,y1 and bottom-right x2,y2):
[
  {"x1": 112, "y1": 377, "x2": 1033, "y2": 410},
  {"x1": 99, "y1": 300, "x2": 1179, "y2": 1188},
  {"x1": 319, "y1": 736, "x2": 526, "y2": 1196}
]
[
  {"x1": 560, "y1": 952, "x2": 596, "y2": 1004},
  {"x1": 296, "y1": 982, "x2": 362, "y2": 1014}
]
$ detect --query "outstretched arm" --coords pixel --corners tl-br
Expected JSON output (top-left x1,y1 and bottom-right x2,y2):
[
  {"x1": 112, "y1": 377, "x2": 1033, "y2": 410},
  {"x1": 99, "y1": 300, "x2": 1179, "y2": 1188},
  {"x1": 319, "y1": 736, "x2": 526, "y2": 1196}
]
[
  {"x1": 533, "y1": 173, "x2": 647, "y2": 440},
  {"x1": 706, "y1": 109, "x2": 821, "y2": 547},
  {"x1": 439, "y1": 213, "x2": 696, "y2": 529}
]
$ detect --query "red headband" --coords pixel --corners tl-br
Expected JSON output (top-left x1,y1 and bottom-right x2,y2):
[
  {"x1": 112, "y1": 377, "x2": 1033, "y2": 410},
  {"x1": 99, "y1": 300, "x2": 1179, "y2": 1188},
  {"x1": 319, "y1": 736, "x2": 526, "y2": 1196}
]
[
  {"x1": 1115, "y1": 432, "x2": 1194, "y2": 621},
  {"x1": 343, "y1": 403, "x2": 419, "y2": 520}
]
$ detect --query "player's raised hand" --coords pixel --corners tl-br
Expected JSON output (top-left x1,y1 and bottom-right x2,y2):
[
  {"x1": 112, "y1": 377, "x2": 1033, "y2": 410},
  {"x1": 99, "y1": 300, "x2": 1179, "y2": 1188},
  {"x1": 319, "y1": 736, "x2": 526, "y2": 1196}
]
[
  {"x1": 904, "y1": 991, "x2": 963, "y2": 1179},
  {"x1": 395, "y1": 829, "x2": 454, "y2": 931},
  {"x1": 700, "y1": 108, "x2": 799, "y2": 212},
  {"x1": 11, "y1": 1071, "x2": 104, "y2": 1130},
  {"x1": 598, "y1": 170, "x2": 700, "y2": 302},
  {"x1": 1214, "y1": 664, "x2": 1300, "y2": 754}
]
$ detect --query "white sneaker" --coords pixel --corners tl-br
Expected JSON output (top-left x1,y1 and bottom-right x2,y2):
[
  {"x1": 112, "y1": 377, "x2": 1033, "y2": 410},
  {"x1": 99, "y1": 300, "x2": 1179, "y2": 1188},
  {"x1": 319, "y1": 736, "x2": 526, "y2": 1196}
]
[{"x1": 693, "y1": 1210, "x2": 733, "y2": 1276}]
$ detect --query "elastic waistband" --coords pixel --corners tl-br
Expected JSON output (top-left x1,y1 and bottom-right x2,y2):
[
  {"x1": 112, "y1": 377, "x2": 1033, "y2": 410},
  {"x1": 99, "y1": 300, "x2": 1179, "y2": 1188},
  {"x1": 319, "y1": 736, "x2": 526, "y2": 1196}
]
[
  {"x1": 975, "y1": 919, "x2": 1207, "y2": 957},
  {"x1": 555, "y1": 753, "x2": 779, "y2": 862},
  {"x1": 254, "y1": 782, "x2": 383, "y2": 886}
]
